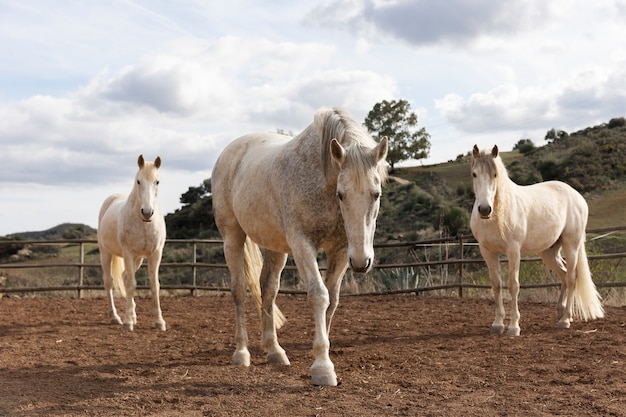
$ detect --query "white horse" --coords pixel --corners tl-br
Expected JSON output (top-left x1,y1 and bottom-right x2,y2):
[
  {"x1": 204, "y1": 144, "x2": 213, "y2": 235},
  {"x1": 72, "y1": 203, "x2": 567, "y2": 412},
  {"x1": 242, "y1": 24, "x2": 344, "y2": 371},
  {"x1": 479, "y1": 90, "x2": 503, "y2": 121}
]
[
  {"x1": 97, "y1": 155, "x2": 167, "y2": 331},
  {"x1": 470, "y1": 145, "x2": 604, "y2": 336},
  {"x1": 212, "y1": 107, "x2": 388, "y2": 386}
]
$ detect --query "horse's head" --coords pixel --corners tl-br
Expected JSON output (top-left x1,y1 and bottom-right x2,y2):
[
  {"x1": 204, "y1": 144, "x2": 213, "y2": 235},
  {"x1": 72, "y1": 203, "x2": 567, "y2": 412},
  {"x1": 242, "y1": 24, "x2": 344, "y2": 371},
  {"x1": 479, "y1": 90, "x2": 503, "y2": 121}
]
[
  {"x1": 330, "y1": 137, "x2": 388, "y2": 273},
  {"x1": 471, "y1": 145, "x2": 499, "y2": 220},
  {"x1": 134, "y1": 154, "x2": 162, "y2": 222}
]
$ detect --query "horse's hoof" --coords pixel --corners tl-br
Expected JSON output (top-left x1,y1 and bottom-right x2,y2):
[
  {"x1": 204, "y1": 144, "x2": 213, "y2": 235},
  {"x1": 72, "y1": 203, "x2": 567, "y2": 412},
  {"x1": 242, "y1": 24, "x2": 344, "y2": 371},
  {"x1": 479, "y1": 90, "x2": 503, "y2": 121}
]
[
  {"x1": 232, "y1": 350, "x2": 251, "y2": 367},
  {"x1": 111, "y1": 317, "x2": 123, "y2": 325},
  {"x1": 155, "y1": 321, "x2": 166, "y2": 331},
  {"x1": 311, "y1": 362, "x2": 337, "y2": 386},
  {"x1": 490, "y1": 325, "x2": 505, "y2": 335},
  {"x1": 557, "y1": 320, "x2": 571, "y2": 329},
  {"x1": 122, "y1": 322, "x2": 134, "y2": 331},
  {"x1": 267, "y1": 351, "x2": 290, "y2": 366},
  {"x1": 506, "y1": 326, "x2": 521, "y2": 336}
]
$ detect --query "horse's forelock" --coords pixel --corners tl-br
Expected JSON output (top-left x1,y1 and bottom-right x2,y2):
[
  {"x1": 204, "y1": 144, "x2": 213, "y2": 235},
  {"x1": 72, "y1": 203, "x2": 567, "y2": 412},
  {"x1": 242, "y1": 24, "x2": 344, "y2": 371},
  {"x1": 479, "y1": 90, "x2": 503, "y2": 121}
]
[
  {"x1": 472, "y1": 148, "x2": 507, "y2": 182},
  {"x1": 136, "y1": 160, "x2": 160, "y2": 182},
  {"x1": 317, "y1": 107, "x2": 384, "y2": 183}
]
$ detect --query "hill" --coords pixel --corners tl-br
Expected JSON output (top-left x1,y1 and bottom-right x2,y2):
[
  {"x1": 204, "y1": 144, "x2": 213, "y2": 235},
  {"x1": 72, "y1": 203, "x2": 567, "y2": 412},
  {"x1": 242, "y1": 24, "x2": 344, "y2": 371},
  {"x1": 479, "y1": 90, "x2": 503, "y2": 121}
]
[{"x1": 6, "y1": 223, "x2": 96, "y2": 240}]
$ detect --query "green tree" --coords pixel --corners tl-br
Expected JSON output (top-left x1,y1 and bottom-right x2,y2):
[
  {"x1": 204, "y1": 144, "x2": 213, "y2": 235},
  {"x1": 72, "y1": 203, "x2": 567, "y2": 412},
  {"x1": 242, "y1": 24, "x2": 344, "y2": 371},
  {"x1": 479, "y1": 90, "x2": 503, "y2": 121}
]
[
  {"x1": 513, "y1": 138, "x2": 535, "y2": 154},
  {"x1": 545, "y1": 128, "x2": 568, "y2": 143},
  {"x1": 364, "y1": 99, "x2": 431, "y2": 171}
]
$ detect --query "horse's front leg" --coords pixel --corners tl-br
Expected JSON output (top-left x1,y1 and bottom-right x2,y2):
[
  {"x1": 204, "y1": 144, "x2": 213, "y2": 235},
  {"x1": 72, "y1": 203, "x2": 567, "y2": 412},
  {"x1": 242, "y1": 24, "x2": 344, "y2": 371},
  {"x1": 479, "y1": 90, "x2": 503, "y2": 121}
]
[
  {"x1": 324, "y1": 250, "x2": 349, "y2": 336},
  {"x1": 260, "y1": 250, "x2": 289, "y2": 365},
  {"x1": 506, "y1": 249, "x2": 522, "y2": 336},
  {"x1": 121, "y1": 255, "x2": 139, "y2": 331},
  {"x1": 147, "y1": 251, "x2": 166, "y2": 331},
  {"x1": 292, "y1": 243, "x2": 336, "y2": 386},
  {"x1": 480, "y1": 247, "x2": 505, "y2": 335},
  {"x1": 223, "y1": 233, "x2": 251, "y2": 366}
]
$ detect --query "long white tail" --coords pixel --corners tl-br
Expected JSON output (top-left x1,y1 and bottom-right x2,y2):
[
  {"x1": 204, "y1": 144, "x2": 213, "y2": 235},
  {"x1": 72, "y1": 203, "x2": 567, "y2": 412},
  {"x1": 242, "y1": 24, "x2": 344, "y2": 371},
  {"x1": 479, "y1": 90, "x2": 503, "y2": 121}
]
[
  {"x1": 111, "y1": 255, "x2": 126, "y2": 298},
  {"x1": 243, "y1": 236, "x2": 286, "y2": 329},
  {"x1": 573, "y1": 243, "x2": 604, "y2": 321}
]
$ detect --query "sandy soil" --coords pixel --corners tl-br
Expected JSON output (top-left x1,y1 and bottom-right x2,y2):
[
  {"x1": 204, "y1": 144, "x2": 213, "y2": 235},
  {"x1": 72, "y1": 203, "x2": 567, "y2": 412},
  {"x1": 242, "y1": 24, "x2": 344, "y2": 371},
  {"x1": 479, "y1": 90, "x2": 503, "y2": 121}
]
[{"x1": 0, "y1": 294, "x2": 625, "y2": 416}]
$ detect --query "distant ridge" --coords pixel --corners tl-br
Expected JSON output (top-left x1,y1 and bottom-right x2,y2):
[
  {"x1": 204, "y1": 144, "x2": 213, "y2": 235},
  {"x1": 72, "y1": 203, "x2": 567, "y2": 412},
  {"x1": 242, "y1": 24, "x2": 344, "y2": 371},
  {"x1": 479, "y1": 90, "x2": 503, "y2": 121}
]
[{"x1": 6, "y1": 223, "x2": 96, "y2": 240}]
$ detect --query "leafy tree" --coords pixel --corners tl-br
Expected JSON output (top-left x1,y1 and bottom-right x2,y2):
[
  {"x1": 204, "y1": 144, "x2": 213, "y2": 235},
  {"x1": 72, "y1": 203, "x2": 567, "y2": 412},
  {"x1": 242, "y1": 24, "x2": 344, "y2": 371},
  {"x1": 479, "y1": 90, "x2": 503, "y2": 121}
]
[
  {"x1": 545, "y1": 128, "x2": 568, "y2": 143},
  {"x1": 608, "y1": 117, "x2": 625, "y2": 129},
  {"x1": 364, "y1": 99, "x2": 431, "y2": 171},
  {"x1": 513, "y1": 138, "x2": 535, "y2": 154}
]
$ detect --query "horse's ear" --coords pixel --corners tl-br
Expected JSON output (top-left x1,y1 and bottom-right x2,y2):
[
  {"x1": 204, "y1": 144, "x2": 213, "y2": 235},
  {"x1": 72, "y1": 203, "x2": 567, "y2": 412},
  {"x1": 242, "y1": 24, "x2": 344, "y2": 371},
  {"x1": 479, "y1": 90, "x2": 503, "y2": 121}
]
[
  {"x1": 154, "y1": 156, "x2": 162, "y2": 169},
  {"x1": 138, "y1": 155, "x2": 145, "y2": 168},
  {"x1": 491, "y1": 145, "x2": 499, "y2": 158},
  {"x1": 330, "y1": 138, "x2": 345, "y2": 165},
  {"x1": 472, "y1": 145, "x2": 480, "y2": 158},
  {"x1": 375, "y1": 137, "x2": 388, "y2": 163}
]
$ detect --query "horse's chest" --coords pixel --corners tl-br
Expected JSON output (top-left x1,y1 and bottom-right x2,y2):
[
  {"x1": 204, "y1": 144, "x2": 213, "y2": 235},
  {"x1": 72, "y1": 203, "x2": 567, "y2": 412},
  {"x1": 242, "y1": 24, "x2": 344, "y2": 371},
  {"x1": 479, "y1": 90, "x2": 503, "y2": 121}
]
[{"x1": 119, "y1": 223, "x2": 164, "y2": 255}]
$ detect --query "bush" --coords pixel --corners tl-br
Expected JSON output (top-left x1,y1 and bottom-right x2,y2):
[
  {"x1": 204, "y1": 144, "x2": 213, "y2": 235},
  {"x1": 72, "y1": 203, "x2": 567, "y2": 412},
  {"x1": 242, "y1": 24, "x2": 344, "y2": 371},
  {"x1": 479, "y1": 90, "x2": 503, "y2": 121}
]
[{"x1": 608, "y1": 117, "x2": 625, "y2": 129}]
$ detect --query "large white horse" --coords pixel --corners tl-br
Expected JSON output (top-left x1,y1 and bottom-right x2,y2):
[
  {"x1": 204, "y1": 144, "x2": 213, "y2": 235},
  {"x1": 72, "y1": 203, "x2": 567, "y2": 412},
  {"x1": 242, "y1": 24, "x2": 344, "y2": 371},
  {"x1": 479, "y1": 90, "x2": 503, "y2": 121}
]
[
  {"x1": 97, "y1": 155, "x2": 167, "y2": 331},
  {"x1": 212, "y1": 107, "x2": 388, "y2": 386},
  {"x1": 470, "y1": 145, "x2": 604, "y2": 336}
]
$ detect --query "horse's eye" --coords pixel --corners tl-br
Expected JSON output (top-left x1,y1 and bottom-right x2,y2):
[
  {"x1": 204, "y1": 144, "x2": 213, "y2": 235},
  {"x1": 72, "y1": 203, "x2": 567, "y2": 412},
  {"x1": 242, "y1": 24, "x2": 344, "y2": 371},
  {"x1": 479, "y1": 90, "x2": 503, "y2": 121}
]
[
  {"x1": 373, "y1": 192, "x2": 381, "y2": 200},
  {"x1": 472, "y1": 172, "x2": 477, "y2": 178},
  {"x1": 337, "y1": 191, "x2": 344, "y2": 201},
  {"x1": 137, "y1": 180, "x2": 141, "y2": 185},
  {"x1": 156, "y1": 181, "x2": 160, "y2": 185}
]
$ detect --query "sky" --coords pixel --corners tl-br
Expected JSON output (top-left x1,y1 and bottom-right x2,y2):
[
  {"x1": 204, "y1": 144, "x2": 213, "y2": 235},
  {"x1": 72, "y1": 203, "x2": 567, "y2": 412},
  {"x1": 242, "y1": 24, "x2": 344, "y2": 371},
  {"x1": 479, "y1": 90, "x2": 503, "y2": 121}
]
[{"x1": 1, "y1": 0, "x2": 626, "y2": 236}]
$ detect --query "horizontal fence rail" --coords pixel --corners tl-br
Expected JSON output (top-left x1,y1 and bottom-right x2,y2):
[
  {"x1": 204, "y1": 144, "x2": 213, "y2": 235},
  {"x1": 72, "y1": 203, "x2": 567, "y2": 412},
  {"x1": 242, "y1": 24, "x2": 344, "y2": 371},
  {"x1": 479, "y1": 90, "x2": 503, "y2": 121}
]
[{"x1": 0, "y1": 226, "x2": 625, "y2": 297}]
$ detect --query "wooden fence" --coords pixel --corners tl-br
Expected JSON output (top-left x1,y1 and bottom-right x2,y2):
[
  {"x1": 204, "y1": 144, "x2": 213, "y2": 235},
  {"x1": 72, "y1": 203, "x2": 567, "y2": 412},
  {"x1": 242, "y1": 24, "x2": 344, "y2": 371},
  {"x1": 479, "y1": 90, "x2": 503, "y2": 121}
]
[{"x1": 1, "y1": 225, "x2": 625, "y2": 297}]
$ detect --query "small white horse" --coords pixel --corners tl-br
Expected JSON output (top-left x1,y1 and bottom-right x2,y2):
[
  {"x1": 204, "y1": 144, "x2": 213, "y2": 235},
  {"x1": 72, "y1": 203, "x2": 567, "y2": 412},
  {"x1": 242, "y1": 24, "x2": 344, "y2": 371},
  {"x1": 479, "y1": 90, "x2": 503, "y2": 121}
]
[
  {"x1": 97, "y1": 155, "x2": 167, "y2": 331},
  {"x1": 470, "y1": 145, "x2": 604, "y2": 336},
  {"x1": 212, "y1": 107, "x2": 388, "y2": 386}
]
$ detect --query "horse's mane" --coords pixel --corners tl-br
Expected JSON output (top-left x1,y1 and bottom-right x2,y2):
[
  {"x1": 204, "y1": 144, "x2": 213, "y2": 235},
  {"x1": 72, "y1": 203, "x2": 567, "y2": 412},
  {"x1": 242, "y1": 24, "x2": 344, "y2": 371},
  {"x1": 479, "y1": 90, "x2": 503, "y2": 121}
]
[{"x1": 317, "y1": 107, "x2": 388, "y2": 185}]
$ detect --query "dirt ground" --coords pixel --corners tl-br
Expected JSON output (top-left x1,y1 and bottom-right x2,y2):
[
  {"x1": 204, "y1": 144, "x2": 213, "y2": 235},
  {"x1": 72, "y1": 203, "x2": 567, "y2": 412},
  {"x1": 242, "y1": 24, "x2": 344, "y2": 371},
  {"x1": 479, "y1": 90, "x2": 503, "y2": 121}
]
[{"x1": 0, "y1": 293, "x2": 625, "y2": 417}]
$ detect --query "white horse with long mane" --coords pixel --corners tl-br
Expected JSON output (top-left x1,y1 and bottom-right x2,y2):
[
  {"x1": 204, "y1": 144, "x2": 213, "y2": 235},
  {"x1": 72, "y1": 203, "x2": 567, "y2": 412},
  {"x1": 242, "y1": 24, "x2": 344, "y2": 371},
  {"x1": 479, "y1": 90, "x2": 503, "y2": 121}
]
[
  {"x1": 470, "y1": 145, "x2": 604, "y2": 336},
  {"x1": 97, "y1": 155, "x2": 167, "y2": 331},
  {"x1": 212, "y1": 107, "x2": 388, "y2": 386}
]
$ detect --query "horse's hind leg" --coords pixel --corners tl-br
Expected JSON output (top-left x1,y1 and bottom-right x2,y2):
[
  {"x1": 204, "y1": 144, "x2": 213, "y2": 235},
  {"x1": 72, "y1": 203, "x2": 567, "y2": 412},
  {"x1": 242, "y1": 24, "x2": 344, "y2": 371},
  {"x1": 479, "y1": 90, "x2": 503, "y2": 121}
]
[
  {"x1": 556, "y1": 242, "x2": 580, "y2": 329},
  {"x1": 260, "y1": 250, "x2": 289, "y2": 365},
  {"x1": 148, "y1": 251, "x2": 166, "y2": 331},
  {"x1": 538, "y1": 243, "x2": 567, "y2": 320},
  {"x1": 101, "y1": 251, "x2": 122, "y2": 325}
]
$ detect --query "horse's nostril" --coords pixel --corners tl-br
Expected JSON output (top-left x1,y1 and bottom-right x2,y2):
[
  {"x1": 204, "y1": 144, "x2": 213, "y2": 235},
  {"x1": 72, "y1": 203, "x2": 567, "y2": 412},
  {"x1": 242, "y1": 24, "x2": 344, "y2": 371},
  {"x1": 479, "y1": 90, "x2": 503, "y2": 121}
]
[{"x1": 478, "y1": 205, "x2": 492, "y2": 217}]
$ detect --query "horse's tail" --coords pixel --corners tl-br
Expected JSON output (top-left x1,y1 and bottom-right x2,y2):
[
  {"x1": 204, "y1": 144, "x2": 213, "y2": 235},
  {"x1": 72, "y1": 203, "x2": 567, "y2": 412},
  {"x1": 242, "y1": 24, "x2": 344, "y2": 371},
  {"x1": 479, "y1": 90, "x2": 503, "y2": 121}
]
[
  {"x1": 573, "y1": 242, "x2": 604, "y2": 321},
  {"x1": 111, "y1": 255, "x2": 126, "y2": 298},
  {"x1": 243, "y1": 236, "x2": 286, "y2": 329}
]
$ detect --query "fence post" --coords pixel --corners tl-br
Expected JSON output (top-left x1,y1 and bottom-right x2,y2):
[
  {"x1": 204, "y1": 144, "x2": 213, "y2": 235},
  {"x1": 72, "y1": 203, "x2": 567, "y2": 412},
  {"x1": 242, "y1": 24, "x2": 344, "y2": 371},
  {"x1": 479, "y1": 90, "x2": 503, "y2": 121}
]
[
  {"x1": 191, "y1": 242, "x2": 197, "y2": 296},
  {"x1": 78, "y1": 241, "x2": 85, "y2": 298},
  {"x1": 458, "y1": 236, "x2": 464, "y2": 298}
]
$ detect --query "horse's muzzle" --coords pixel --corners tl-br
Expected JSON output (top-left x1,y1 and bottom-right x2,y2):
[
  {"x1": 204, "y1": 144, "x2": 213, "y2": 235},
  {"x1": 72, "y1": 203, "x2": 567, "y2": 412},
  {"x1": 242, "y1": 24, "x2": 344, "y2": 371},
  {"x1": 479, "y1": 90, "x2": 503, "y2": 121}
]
[
  {"x1": 477, "y1": 204, "x2": 492, "y2": 219},
  {"x1": 350, "y1": 257, "x2": 372, "y2": 274}
]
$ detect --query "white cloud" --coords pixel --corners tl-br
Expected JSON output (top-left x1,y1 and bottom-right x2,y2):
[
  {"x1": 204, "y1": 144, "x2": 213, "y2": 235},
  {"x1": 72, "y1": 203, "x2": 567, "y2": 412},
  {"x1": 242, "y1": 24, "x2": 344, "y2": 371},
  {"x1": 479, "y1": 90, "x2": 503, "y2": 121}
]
[
  {"x1": 436, "y1": 65, "x2": 626, "y2": 134},
  {"x1": 307, "y1": 0, "x2": 555, "y2": 46}
]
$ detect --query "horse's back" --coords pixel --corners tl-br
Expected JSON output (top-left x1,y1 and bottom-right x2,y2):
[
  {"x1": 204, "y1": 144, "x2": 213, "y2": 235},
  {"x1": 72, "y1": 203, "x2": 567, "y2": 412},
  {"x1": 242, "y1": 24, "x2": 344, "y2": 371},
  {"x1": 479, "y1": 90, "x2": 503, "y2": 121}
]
[
  {"x1": 212, "y1": 133, "x2": 293, "y2": 245},
  {"x1": 524, "y1": 180, "x2": 588, "y2": 224}
]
